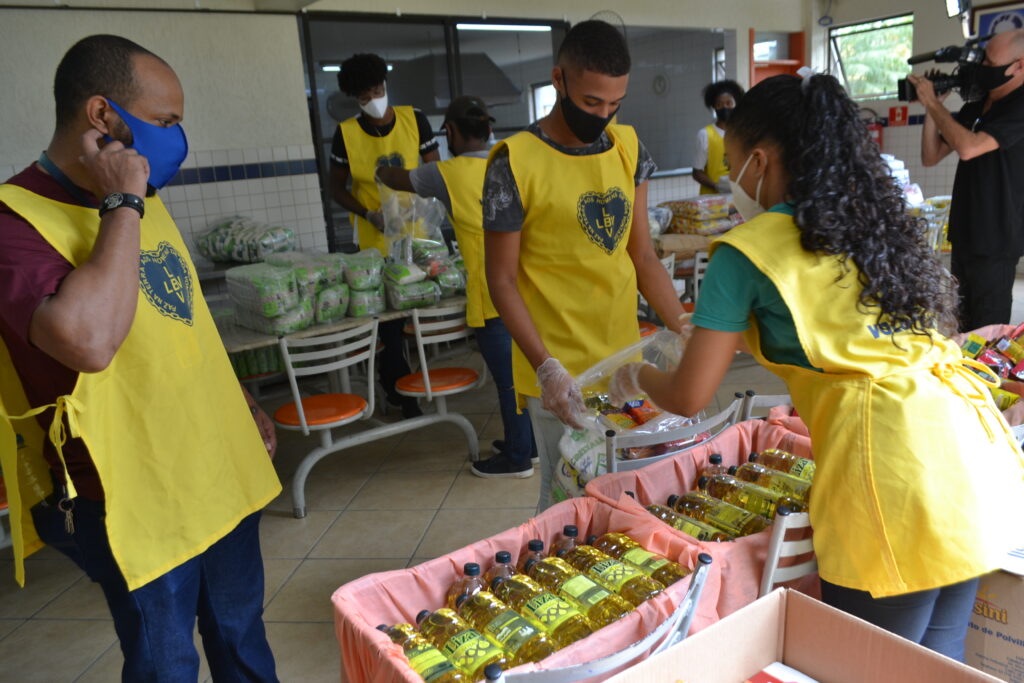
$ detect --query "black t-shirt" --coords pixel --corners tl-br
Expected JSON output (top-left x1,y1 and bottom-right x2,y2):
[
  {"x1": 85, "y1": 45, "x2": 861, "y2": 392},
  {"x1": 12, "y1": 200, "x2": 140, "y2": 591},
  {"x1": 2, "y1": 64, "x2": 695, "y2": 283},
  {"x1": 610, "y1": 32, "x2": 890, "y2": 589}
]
[
  {"x1": 949, "y1": 86, "x2": 1024, "y2": 257},
  {"x1": 329, "y1": 107, "x2": 438, "y2": 167}
]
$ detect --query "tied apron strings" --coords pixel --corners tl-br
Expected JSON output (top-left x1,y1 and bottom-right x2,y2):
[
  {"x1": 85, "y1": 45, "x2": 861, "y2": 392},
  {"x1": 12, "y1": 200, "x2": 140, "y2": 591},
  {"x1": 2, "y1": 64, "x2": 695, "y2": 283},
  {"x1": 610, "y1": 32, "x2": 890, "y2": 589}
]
[{"x1": 931, "y1": 359, "x2": 1011, "y2": 445}]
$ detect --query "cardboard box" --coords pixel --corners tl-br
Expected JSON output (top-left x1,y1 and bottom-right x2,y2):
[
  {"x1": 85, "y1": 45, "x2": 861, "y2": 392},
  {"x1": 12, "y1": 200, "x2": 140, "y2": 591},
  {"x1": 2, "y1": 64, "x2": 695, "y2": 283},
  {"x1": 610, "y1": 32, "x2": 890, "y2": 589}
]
[
  {"x1": 656, "y1": 233, "x2": 711, "y2": 260},
  {"x1": 608, "y1": 589, "x2": 1001, "y2": 683},
  {"x1": 965, "y1": 551, "x2": 1024, "y2": 682}
]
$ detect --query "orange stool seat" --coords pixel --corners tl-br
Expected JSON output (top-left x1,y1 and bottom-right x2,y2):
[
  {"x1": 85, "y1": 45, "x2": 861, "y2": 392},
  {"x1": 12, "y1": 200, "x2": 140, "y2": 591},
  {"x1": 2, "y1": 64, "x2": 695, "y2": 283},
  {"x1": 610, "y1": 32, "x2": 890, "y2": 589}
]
[
  {"x1": 396, "y1": 367, "x2": 478, "y2": 393},
  {"x1": 274, "y1": 393, "x2": 367, "y2": 427},
  {"x1": 638, "y1": 321, "x2": 659, "y2": 338}
]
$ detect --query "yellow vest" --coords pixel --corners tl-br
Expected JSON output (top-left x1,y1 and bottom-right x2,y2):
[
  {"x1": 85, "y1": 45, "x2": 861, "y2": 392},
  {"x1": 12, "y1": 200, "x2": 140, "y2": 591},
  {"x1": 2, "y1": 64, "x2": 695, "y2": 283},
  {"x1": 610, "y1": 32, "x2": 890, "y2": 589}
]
[
  {"x1": 700, "y1": 124, "x2": 729, "y2": 196},
  {"x1": 0, "y1": 185, "x2": 281, "y2": 590},
  {"x1": 494, "y1": 125, "x2": 641, "y2": 400},
  {"x1": 341, "y1": 105, "x2": 421, "y2": 253},
  {"x1": 715, "y1": 210, "x2": 1024, "y2": 597},
  {"x1": 436, "y1": 154, "x2": 498, "y2": 328}
]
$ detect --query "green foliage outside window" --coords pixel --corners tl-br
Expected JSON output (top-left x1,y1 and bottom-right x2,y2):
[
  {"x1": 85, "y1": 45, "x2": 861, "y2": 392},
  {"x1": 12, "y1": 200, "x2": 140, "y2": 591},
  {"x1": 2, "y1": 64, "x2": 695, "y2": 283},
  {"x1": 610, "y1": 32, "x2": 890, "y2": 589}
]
[{"x1": 830, "y1": 15, "x2": 913, "y2": 100}]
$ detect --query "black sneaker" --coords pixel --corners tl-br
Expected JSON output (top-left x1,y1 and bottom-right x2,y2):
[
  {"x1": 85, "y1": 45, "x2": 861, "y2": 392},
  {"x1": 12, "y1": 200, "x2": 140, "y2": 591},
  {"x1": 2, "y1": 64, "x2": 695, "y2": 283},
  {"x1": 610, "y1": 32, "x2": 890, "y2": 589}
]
[
  {"x1": 471, "y1": 454, "x2": 534, "y2": 479},
  {"x1": 491, "y1": 440, "x2": 539, "y2": 464},
  {"x1": 387, "y1": 393, "x2": 423, "y2": 419}
]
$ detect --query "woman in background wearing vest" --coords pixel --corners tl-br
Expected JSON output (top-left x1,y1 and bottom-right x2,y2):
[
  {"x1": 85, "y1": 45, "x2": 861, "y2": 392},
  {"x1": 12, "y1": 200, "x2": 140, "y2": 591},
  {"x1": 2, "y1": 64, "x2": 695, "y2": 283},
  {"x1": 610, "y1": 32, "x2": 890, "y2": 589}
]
[
  {"x1": 692, "y1": 80, "x2": 744, "y2": 195},
  {"x1": 613, "y1": 73, "x2": 1024, "y2": 660}
]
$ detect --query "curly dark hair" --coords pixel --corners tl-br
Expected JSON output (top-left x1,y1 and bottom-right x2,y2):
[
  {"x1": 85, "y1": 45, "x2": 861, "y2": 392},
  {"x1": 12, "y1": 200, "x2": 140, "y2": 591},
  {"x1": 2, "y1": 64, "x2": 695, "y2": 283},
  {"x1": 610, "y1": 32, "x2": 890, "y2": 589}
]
[
  {"x1": 702, "y1": 79, "x2": 744, "y2": 109},
  {"x1": 338, "y1": 53, "x2": 387, "y2": 97},
  {"x1": 557, "y1": 20, "x2": 630, "y2": 76},
  {"x1": 728, "y1": 74, "x2": 957, "y2": 337}
]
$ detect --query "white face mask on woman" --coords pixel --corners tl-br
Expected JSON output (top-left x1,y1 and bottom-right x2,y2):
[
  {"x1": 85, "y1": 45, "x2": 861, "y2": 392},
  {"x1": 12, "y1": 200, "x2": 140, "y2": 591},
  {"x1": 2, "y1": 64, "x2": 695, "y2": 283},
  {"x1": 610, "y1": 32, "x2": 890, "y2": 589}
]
[
  {"x1": 729, "y1": 154, "x2": 765, "y2": 221},
  {"x1": 360, "y1": 90, "x2": 388, "y2": 119}
]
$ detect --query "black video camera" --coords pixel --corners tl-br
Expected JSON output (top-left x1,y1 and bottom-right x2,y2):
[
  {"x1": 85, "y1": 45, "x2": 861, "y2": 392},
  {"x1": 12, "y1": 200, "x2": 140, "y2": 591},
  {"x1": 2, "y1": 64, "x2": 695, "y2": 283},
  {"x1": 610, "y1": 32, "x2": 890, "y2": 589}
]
[{"x1": 897, "y1": 35, "x2": 991, "y2": 102}]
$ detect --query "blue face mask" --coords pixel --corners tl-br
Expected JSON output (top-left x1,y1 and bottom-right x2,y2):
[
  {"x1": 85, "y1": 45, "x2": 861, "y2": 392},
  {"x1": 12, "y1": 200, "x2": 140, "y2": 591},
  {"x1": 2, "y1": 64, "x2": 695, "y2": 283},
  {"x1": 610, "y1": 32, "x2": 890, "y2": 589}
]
[{"x1": 105, "y1": 99, "x2": 188, "y2": 189}]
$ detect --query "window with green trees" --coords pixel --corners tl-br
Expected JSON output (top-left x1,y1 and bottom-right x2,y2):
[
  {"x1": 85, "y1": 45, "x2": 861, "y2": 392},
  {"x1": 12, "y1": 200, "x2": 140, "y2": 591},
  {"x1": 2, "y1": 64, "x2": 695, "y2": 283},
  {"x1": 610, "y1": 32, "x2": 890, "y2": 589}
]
[{"x1": 829, "y1": 14, "x2": 913, "y2": 100}]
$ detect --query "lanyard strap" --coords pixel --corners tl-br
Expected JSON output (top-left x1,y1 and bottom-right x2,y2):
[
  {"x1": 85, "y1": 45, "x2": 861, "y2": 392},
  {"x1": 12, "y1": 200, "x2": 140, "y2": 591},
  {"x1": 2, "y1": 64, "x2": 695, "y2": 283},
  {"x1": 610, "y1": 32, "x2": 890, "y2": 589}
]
[
  {"x1": 36, "y1": 152, "x2": 97, "y2": 208},
  {"x1": 1, "y1": 395, "x2": 83, "y2": 500}
]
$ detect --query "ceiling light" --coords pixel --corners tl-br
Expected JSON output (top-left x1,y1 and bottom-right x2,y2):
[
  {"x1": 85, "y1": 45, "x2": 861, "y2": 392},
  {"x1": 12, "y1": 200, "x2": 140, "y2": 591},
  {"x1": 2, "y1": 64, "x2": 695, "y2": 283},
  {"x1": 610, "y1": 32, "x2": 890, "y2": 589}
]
[{"x1": 456, "y1": 23, "x2": 551, "y2": 32}]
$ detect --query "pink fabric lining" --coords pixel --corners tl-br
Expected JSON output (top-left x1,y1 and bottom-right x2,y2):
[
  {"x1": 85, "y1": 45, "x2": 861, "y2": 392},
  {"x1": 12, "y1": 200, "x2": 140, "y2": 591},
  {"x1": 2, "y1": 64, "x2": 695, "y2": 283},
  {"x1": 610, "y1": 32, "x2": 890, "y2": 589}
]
[{"x1": 332, "y1": 497, "x2": 719, "y2": 682}]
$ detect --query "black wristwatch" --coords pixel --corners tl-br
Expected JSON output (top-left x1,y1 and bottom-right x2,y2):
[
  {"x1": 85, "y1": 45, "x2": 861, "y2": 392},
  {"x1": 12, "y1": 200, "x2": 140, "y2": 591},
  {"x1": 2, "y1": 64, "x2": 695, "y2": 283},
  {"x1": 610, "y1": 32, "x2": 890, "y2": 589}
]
[{"x1": 99, "y1": 192, "x2": 145, "y2": 219}]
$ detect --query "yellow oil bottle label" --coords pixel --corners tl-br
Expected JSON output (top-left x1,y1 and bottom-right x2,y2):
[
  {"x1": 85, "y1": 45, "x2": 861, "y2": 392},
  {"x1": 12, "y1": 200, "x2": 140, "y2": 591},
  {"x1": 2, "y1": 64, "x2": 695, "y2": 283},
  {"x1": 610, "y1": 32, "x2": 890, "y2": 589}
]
[
  {"x1": 590, "y1": 558, "x2": 643, "y2": 592},
  {"x1": 788, "y1": 459, "x2": 815, "y2": 480},
  {"x1": 729, "y1": 489, "x2": 775, "y2": 517},
  {"x1": 559, "y1": 574, "x2": 614, "y2": 609},
  {"x1": 442, "y1": 628, "x2": 501, "y2": 673},
  {"x1": 523, "y1": 592, "x2": 579, "y2": 631},
  {"x1": 407, "y1": 644, "x2": 459, "y2": 682},
  {"x1": 707, "y1": 504, "x2": 751, "y2": 533},
  {"x1": 621, "y1": 548, "x2": 669, "y2": 573},
  {"x1": 485, "y1": 610, "x2": 539, "y2": 654}
]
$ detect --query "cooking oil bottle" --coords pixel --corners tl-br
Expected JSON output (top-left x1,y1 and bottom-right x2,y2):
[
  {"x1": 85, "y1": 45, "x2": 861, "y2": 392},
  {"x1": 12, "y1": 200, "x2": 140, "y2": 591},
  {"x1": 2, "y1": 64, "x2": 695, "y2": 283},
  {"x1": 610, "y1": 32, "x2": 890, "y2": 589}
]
[
  {"x1": 668, "y1": 492, "x2": 771, "y2": 537},
  {"x1": 561, "y1": 545, "x2": 665, "y2": 606},
  {"x1": 699, "y1": 474, "x2": 806, "y2": 517},
  {"x1": 484, "y1": 551, "x2": 516, "y2": 587},
  {"x1": 455, "y1": 591, "x2": 557, "y2": 665},
  {"x1": 701, "y1": 453, "x2": 727, "y2": 479},
  {"x1": 489, "y1": 574, "x2": 593, "y2": 648},
  {"x1": 525, "y1": 556, "x2": 634, "y2": 628},
  {"x1": 550, "y1": 525, "x2": 579, "y2": 558},
  {"x1": 446, "y1": 563, "x2": 486, "y2": 609},
  {"x1": 416, "y1": 608, "x2": 507, "y2": 681},
  {"x1": 517, "y1": 539, "x2": 546, "y2": 572},
  {"x1": 588, "y1": 532, "x2": 691, "y2": 586},
  {"x1": 645, "y1": 504, "x2": 733, "y2": 541},
  {"x1": 750, "y1": 449, "x2": 815, "y2": 481},
  {"x1": 378, "y1": 623, "x2": 466, "y2": 683},
  {"x1": 730, "y1": 463, "x2": 811, "y2": 503}
]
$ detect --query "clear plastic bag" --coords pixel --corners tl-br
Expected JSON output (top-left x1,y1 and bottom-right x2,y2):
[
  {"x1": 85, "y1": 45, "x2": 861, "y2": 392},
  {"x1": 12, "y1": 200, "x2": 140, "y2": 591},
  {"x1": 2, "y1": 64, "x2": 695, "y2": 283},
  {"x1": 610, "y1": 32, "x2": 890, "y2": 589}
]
[
  {"x1": 348, "y1": 284, "x2": 386, "y2": 317},
  {"x1": 385, "y1": 279, "x2": 441, "y2": 311},
  {"x1": 343, "y1": 249, "x2": 384, "y2": 290},
  {"x1": 378, "y1": 183, "x2": 448, "y2": 263},
  {"x1": 383, "y1": 262, "x2": 427, "y2": 285},
  {"x1": 196, "y1": 216, "x2": 296, "y2": 263},
  {"x1": 225, "y1": 263, "x2": 299, "y2": 318},
  {"x1": 234, "y1": 296, "x2": 314, "y2": 335},
  {"x1": 434, "y1": 266, "x2": 466, "y2": 297},
  {"x1": 265, "y1": 251, "x2": 346, "y2": 297},
  {"x1": 315, "y1": 284, "x2": 350, "y2": 323}
]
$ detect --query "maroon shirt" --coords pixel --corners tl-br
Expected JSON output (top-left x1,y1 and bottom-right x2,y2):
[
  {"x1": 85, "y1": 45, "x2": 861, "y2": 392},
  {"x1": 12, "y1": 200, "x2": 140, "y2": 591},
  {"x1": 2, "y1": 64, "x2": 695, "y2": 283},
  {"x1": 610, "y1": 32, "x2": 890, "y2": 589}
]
[{"x1": 0, "y1": 163, "x2": 104, "y2": 500}]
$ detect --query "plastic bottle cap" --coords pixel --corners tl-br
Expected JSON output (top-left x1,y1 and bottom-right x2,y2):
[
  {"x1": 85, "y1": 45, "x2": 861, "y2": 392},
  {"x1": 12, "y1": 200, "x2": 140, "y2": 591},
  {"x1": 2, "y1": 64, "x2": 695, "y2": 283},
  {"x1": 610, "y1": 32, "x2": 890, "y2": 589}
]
[
  {"x1": 484, "y1": 662, "x2": 504, "y2": 681},
  {"x1": 698, "y1": 475, "x2": 710, "y2": 489},
  {"x1": 625, "y1": 490, "x2": 637, "y2": 499},
  {"x1": 777, "y1": 504, "x2": 792, "y2": 516},
  {"x1": 667, "y1": 494, "x2": 680, "y2": 507},
  {"x1": 527, "y1": 539, "x2": 544, "y2": 552},
  {"x1": 455, "y1": 593, "x2": 469, "y2": 609},
  {"x1": 749, "y1": 452, "x2": 758, "y2": 462},
  {"x1": 563, "y1": 525, "x2": 578, "y2": 537},
  {"x1": 495, "y1": 551, "x2": 512, "y2": 564},
  {"x1": 728, "y1": 465, "x2": 738, "y2": 475},
  {"x1": 523, "y1": 558, "x2": 538, "y2": 574},
  {"x1": 464, "y1": 562, "x2": 481, "y2": 576},
  {"x1": 415, "y1": 609, "x2": 431, "y2": 624},
  {"x1": 376, "y1": 624, "x2": 389, "y2": 632},
  {"x1": 490, "y1": 576, "x2": 507, "y2": 592},
  {"x1": 709, "y1": 454, "x2": 722, "y2": 464},
  {"x1": 585, "y1": 535, "x2": 599, "y2": 545}
]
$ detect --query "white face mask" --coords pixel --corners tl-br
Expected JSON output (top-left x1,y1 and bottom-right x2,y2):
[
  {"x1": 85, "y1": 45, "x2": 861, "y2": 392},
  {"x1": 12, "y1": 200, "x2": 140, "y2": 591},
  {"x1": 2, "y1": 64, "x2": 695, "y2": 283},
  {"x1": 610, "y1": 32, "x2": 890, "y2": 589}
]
[
  {"x1": 360, "y1": 90, "x2": 388, "y2": 119},
  {"x1": 729, "y1": 154, "x2": 765, "y2": 222}
]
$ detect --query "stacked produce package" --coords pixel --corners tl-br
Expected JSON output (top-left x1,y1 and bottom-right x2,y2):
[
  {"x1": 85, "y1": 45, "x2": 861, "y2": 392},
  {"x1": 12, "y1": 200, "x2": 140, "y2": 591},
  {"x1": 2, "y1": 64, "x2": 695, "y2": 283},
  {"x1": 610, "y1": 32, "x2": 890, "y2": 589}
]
[
  {"x1": 196, "y1": 215, "x2": 296, "y2": 263},
  {"x1": 265, "y1": 251, "x2": 348, "y2": 324},
  {"x1": 958, "y1": 321, "x2": 1024, "y2": 409},
  {"x1": 343, "y1": 248, "x2": 387, "y2": 317},
  {"x1": 657, "y1": 195, "x2": 742, "y2": 236}
]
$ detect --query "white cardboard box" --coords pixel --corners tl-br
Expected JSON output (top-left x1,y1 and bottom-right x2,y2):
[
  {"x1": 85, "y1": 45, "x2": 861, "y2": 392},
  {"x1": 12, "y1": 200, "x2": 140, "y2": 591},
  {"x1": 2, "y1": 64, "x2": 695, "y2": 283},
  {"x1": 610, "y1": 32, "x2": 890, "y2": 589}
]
[{"x1": 965, "y1": 549, "x2": 1024, "y2": 682}]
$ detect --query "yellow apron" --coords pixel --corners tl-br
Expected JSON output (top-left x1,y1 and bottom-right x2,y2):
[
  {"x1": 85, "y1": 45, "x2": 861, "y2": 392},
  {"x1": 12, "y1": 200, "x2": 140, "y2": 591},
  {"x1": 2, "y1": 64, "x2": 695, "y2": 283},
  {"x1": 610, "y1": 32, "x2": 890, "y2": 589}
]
[
  {"x1": 700, "y1": 124, "x2": 729, "y2": 196},
  {"x1": 0, "y1": 185, "x2": 281, "y2": 590},
  {"x1": 494, "y1": 124, "x2": 641, "y2": 400},
  {"x1": 715, "y1": 211, "x2": 1024, "y2": 597},
  {"x1": 436, "y1": 155, "x2": 498, "y2": 328},
  {"x1": 341, "y1": 105, "x2": 421, "y2": 254}
]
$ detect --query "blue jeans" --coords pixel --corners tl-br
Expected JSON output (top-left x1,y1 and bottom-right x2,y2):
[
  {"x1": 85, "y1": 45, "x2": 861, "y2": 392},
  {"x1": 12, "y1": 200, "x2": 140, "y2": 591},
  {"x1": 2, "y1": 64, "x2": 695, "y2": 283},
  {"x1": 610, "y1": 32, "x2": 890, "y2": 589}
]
[
  {"x1": 475, "y1": 317, "x2": 536, "y2": 467},
  {"x1": 821, "y1": 577, "x2": 980, "y2": 661},
  {"x1": 33, "y1": 497, "x2": 277, "y2": 682}
]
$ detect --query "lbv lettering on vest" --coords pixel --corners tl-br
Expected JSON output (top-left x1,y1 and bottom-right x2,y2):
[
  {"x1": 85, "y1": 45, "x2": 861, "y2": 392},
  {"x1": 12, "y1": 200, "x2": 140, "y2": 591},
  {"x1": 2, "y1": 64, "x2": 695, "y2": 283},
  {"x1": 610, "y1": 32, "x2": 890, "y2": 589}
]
[
  {"x1": 162, "y1": 265, "x2": 185, "y2": 303},
  {"x1": 866, "y1": 319, "x2": 912, "y2": 339}
]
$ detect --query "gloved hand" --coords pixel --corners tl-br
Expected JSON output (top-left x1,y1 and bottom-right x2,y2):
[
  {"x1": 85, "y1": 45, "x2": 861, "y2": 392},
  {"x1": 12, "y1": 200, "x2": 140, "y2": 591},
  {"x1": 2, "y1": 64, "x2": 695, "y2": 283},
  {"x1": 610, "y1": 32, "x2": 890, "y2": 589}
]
[
  {"x1": 715, "y1": 179, "x2": 732, "y2": 194},
  {"x1": 365, "y1": 209, "x2": 385, "y2": 232},
  {"x1": 676, "y1": 312, "x2": 695, "y2": 353},
  {"x1": 609, "y1": 361, "x2": 654, "y2": 407},
  {"x1": 536, "y1": 358, "x2": 586, "y2": 430}
]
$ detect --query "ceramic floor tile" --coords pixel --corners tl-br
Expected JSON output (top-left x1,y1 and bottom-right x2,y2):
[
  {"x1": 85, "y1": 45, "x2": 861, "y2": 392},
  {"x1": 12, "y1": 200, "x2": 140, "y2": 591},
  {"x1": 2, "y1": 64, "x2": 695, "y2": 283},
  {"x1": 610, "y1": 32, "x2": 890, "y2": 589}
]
[
  {"x1": 0, "y1": 619, "x2": 24, "y2": 641},
  {"x1": 75, "y1": 628, "x2": 212, "y2": 682},
  {"x1": 441, "y1": 465, "x2": 540, "y2": 510},
  {"x1": 415, "y1": 507, "x2": 536, "y2": 559},
  {"x1": 377, "y1": 441, "x2": 471, "y2": 472},
  {"x1": 0, "y1": 618, "x2": 116, "y2": 681},
  {"x1": 259, "y1": 510, "x2": 341, "y2": 559},
  {"x1": 477, "y1": 414, "x2": 507, "y2": 441},
  {"x1": 0, "y1": 558, "x2": 84, "y2": 619},
  {"x1": 263, "y1": 558, "x2": 406, "y2": 623},
  {"x1": 35, "y1": 574, "x2": 109, "y2": 620},
  {"x1": 271, "y1": 466, "x2": 373, "y2": 513},
  {"x1": 265, "y1": 621, "x2": 340, "y2": 682},
  {"x1": 309, "y1": 509, "x2": 434, "y2": 559},
  {"x1": 346, "y1": 470, "x2": 458, "y2": 510},
  {"x1": 263, "y1": 558, "x2": 302, "y2": 606}
]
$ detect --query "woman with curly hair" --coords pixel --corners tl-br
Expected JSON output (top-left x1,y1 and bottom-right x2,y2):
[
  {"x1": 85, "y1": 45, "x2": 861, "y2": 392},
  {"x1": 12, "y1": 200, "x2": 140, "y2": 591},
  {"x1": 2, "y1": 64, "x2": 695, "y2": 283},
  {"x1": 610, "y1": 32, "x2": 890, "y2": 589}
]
[{"x1": 612, "y1": 73, "x2": 1024, "y2": 659}]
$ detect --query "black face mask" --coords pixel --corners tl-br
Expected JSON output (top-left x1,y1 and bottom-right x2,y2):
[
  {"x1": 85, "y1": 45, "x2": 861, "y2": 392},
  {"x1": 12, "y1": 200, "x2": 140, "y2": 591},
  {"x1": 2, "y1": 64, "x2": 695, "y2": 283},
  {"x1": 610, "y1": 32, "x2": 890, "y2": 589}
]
[
  {"x1": 966, "y1": 62, "x2": 1014, "y2": 92},
  {"x1": 714, "y1": 107, "x2": 733, "y2": 123},
  {"x1": 559, "y1": 74, "x2": 617, "y2": 144}
]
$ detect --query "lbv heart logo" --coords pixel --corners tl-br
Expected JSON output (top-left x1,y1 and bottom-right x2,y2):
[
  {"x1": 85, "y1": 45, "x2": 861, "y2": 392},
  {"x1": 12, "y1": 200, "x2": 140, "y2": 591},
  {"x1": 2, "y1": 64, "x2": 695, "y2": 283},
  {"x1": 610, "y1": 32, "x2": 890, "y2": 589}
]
[
  {"x1": 139, "y1": 241, "x2": 194, "y2": 326},
  {"x1": 375, "y1": 152, "x2": 405, "y2": 169},
  {"x1": 577, "y1": 187, "x2": 631, "y2": 255}
]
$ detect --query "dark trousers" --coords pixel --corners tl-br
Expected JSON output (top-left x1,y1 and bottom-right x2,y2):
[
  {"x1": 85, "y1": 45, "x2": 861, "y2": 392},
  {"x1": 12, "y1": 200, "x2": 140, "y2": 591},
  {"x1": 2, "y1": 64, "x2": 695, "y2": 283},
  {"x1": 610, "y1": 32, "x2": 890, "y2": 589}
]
[
  {"x1": 474, "y1": 317, "x2": 536, "y2": 466},
  {"x1": 33, "y1": 498, "x2": 277, "y2": 682},
  {"x1": 821, "y1": 577, "x2": 980, "y2": 661},
  {"x1": 377, "y1": 318, "x2": 412, "y2": 397},
  {"x1": 951, "y1": 249, "x2": 1017, "y2": 331}
]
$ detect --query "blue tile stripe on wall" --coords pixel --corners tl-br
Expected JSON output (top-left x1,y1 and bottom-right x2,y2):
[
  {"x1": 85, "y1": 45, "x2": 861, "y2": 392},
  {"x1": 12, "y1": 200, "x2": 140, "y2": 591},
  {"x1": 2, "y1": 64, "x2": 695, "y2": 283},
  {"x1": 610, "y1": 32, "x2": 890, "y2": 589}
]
[{"x1": 166, "y1": 158, "x2": 319, "y2": 186}]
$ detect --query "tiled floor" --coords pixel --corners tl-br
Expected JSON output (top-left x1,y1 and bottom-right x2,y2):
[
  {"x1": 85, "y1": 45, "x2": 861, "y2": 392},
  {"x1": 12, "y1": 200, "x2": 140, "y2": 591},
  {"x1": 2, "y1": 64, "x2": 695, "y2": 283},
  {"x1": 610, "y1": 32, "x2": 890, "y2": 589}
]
[{"x1": 7, "y1": 276, "x2": 1024, "y2": 681}]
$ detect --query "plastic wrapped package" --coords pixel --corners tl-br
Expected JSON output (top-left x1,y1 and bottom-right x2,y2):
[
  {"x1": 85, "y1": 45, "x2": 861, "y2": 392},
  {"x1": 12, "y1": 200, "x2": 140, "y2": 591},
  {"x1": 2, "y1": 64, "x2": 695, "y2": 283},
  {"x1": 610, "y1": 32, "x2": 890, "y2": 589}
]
[
  {"x1": 378, "y1": 184, "x2": 448, "y2": 239},
  {"x1": 385, "y1": 280, "x2": 441, "y2": 311},
  {"x1": 383, "y1": 262, "x2": 426, "y2": 285},
  {"x1": 648, "y1": 206, "x2": 674, "y2": 238},
  {"x1": 343, "y1": 249, "x2": 384, "y2": 290},
  {"x1": 265, "y1": 251, "x2": 346, "y2": 297},
  {"x1": 348, "y1": 284, "x2": 386, "y2": 318},
  {"x1": 434, "y1": 266, "x2": 466, "y2": 297},
  {"x1": 225, "y1": 263, "x2": 299, "y2": 317},
  {"x1": 315, "y1": 284, "x2": 350, "y2": 323},
  {"x1": 658, "y1": 197, "x2": 742, "y2": 236},
  {"x1": 196, "y1": 215, "x2": 296, "y2": 263},
  {"x1": 234, "y1": 296, "x2": 314, "y2": 335}
]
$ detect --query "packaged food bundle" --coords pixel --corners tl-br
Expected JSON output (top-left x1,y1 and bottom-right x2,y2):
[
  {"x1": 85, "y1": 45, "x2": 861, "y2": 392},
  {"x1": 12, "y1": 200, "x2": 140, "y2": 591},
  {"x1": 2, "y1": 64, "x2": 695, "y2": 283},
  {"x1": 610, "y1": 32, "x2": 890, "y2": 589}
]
[
  {"x1": 658, "y1": 196, "x2": 743, "y2": 236},
  {"x1": 958, "y1": 322, "x2": 1024, "y2": 408},
  {"x1": 229, "y1": 346, "x2": 284, "y2": 378},
  {"x1": 315, "y1": 284, "x2": 350, "y2": 324},
  {"x1": 383, "y1": 262, "x2": 426, "y2": 285},
  {"x1": 674, "y1": 213, "x2": 743, "y2": 236},
  {"x1": 343, "y1": 248, "x2": 384, "y2": 290},
  {"x1": 410, "y1": 238, "x2": 450, "y2": 273},
  {"x1": 435, "y1": 266, "x2": 466, "y2": 297},
  {"x1": 225, "y1": 263, "x2": 299, "y2": 317},
  {"x1": 234, "y1": 297, "x2": 314, "y2": 335},
  {"x1": 348, "y1": 284, "x2": 386, "y2": 318},
  {"x1": 385, "y1": 279, "x2": 441, "y2": 311},
  {"x1": 196, "y1": 215, "x2": 296, "y2": 263},
  {"x1": 624, "y1": 433, "x2": 712, "y2": 460},
  {"x1": 265, "y1": 251, "x2": 346, "y2": 297}
]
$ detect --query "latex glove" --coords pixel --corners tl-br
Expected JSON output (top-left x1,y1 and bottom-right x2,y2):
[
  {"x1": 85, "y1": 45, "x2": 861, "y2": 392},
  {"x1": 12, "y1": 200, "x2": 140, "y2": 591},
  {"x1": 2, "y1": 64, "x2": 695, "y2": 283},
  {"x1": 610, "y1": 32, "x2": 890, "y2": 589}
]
[
  {"x1": 250, "y1": 403, "x2": 277, "y2": 459},
  {"x1": 1003, "y1": 400, "x2": 1024, "y2": 427},
  {"x1": 714, "y1": 179, "x2": 732, "y2": 194},
  {"x1": 536, "y1": 358, "x2": 586, "y2": 430},
  {"x1": 676, "y1": 312, "x2": 695, "y2": 353},
  {"x1": 609, "y1": 361, "x2": 654, "y2": 407},
  {"x1": 365, "y1": 209, "x2": 385, "y2": 232}
]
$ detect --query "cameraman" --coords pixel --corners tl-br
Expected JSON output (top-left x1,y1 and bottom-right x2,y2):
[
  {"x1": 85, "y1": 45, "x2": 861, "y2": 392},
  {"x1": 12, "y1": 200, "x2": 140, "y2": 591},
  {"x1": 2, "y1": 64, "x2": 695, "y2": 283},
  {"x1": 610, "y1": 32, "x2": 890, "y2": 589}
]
[{"x1": 910, "y1": 29, "x2": 1024, "y2": 330}]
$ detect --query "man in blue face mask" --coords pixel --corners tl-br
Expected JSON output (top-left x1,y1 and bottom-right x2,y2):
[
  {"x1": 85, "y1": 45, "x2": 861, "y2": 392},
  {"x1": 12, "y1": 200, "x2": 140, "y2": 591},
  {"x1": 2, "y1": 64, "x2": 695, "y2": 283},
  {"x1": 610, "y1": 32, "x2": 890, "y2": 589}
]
[
  {"x1": 0, "y1": 35, "x2": 280, "y2": 681},
  {"x1": 911, "y1": 28, "x2": 1024, "y2": 330}
]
